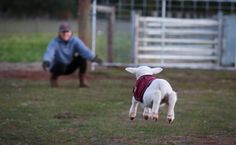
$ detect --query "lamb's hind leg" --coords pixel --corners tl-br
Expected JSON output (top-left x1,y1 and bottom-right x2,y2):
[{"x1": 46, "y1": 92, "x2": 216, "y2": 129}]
[
  {"x1": 129, "y1": 97, "x2": 139, "y2": 120},
  {"x1": 167, "y1": 91, "x2": 177, "y2": 124},
  {"x1": 151, "y1": 90, "x2": 162, "y2": 121}
]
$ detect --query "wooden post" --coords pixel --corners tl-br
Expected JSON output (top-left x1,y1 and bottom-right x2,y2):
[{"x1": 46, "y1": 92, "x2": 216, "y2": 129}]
[
  {"x1": 107, "y1": 8, "x2": 115, "y2": 63},
  {"x1": 78, "y1": 0, "x2": 91, "y2": 47}
]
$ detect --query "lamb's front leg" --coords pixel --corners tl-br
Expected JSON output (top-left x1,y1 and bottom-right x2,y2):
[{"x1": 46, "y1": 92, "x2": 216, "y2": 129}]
[
  {"x1": 151, "y1": 90, "x2": 162, "y2": 121},
  {"x1": 167, "y1": 91, "x2": 177, "y2": 124},
  {"x1": 129, "y1": 96, "x2": 139, "y2": 120}
]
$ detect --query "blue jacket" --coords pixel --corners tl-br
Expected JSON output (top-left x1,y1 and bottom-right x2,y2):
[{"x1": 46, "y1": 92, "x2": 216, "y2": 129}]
[{"x1": 43, "y1": 36, "x2": 95, "y2": 69}]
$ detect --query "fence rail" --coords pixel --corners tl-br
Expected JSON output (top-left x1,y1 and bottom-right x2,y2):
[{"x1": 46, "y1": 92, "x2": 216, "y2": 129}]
[{"x1": 131, "y1": 13, "x2": 223, "y2": 69}]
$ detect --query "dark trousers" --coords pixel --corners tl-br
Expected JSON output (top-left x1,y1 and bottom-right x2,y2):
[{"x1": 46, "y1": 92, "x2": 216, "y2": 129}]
[{"x1": 50, "y1": 55, "x2": 87, "y2": 76}]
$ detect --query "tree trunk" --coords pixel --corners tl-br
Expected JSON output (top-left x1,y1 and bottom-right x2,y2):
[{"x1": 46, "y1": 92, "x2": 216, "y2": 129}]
[{"x1": 78, "y1": 0, "x2": 91, "y2": 48}]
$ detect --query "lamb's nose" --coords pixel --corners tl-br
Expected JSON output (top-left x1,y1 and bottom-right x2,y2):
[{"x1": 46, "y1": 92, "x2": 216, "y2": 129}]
[{"x1": 130, "y1": 117, "x2": 135, "y2": 120}]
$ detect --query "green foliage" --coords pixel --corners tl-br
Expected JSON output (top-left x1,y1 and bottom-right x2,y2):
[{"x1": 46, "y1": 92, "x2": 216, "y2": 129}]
[
  {"x1": 0, "y1": 33, "x2": 54, "y2": 62},
  {"x1": 0, "y1": 0, "x2": 77, "y2": 18},
  {"x1": 0, "y1": 68, "x2": 235, "y2": 144}
]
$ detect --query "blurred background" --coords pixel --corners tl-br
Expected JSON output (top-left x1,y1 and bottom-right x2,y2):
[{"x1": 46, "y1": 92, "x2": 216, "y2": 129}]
[{"x1": 0, "y1": 0, "x2": 236, "y2": 68}]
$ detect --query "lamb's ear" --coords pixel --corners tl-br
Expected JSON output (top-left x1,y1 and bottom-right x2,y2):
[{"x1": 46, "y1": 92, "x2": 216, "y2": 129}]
[
  {"x1": 125, "y1": 67, "x2": 138, "y2": 74},
  {"x1": 151, "y1": 67, "x2": 163, "y2": 74}
]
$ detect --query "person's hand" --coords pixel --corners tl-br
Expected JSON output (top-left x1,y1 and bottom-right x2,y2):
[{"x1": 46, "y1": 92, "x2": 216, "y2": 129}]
[
  {"x1": 42, "y1": 61, "x2": 50, "y2": 71},
  {"x1": 92, "y1": 55, "x2": 103, "y2": 65}
]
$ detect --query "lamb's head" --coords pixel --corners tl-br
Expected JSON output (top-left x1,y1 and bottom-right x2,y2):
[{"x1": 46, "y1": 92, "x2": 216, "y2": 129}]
[{"x1": 125, "y1": 66, "x2": 163, "y2": 79}]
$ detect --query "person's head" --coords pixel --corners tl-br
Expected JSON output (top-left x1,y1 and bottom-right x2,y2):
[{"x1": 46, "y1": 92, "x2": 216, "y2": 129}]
[{"x1": 58, "y1": 23, "x2": 72, "y2": 42}]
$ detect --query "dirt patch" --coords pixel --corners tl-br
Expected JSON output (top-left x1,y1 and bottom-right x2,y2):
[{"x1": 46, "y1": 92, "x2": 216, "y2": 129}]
[
  {"x1": 0, "y1": 62, "x2": 132, "y2": 81},
  {"x1": 0, "y1": 62, "x2": 50, "y2": 80},
  {"x1": 0, "y1": 62, "x2": 42, "y2": 71},
  {"x1": 0, "y1": 62, "x2": 87, "y2": 81},
  {"x1": 0, "y1": 70, "x2": 48, "y2": 80}
]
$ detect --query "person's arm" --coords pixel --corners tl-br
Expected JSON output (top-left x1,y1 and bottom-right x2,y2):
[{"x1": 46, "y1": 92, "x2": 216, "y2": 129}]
[
  {"x1": 74, "y1": 37, "x2": 102, "y2": 64},
  {"x1": 74, "y1": 37, "x2": 95, "y2": 60},
  {"x1": 42, "y1": 39, "x2": 57, "y2": 71}
]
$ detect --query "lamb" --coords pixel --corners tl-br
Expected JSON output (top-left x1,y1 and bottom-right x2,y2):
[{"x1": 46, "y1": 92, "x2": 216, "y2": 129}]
[{"x1": 125, "y1": 66, "x2": 177, "y2": 124}]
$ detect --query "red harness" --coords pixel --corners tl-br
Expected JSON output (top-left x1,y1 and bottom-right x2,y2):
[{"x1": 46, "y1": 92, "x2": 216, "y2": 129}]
[{"x1": 133, "y1": 75, "x2": 156, "y2": 102}]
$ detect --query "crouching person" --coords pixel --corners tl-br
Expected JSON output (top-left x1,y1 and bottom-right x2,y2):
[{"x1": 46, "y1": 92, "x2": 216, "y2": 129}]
[{"x1": 42, "y1": 23, "x2": 102, "y2": 87}]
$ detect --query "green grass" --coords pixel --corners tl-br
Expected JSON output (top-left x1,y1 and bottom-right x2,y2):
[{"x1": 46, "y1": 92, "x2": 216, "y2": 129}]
[
  {"x1": 0, "y1": 68, "x2": 236, "y2": 145},
  {"x1": 0, "y1": 33, "x2": 131, "y2": 63},
  {"x1": 0, "y1": 33, "x2": 55, "y2": 62}
]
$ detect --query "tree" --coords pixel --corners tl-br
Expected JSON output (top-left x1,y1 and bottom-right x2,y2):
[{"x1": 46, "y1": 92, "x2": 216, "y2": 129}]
[{"x1": 78, "y1": 0, "x2": 91, "y2": 47}]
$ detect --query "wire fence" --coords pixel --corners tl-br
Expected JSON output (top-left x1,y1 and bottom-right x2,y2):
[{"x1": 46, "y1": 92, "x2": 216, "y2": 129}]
[{"x1": 98, "y1": 0, "x2": 236, "y2": 19}]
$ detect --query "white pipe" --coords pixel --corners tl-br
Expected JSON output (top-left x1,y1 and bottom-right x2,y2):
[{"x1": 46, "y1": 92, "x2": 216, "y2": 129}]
[
  {"x1": 161, "y1": 0, "x2": 166, "y2": 65},
  {"x1": 91, "y1": 0, "x2": 97, "y2": 71}
]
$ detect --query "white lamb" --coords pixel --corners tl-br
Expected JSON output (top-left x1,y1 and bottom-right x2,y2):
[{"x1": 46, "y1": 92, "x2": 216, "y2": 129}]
[{"x1": 125, "y1": 66, "x2": 177, "y2": 124}]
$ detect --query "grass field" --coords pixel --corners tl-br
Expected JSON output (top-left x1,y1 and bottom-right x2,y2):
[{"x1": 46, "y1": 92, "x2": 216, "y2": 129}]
[
  {"x1": 0, "y1": 68, "x2": 235, "y2": 145},
  {"x1": 0, "y1": 30, "x2": 235, "y2": 144}
]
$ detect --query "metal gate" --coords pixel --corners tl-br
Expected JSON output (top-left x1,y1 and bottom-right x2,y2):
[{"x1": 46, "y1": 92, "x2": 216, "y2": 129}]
[{"x1": 131, "y1": 13, "x2": 223, "y2": 69}]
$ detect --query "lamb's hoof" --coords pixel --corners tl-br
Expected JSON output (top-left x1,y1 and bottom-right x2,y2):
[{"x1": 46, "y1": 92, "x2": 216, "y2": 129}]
[
  {"x1": 130, "y1": 117, "x2": 135, "y2": 120},
  {"x1": 143, "y1": 115, "x2": 149, "y2": 120},
  {"x1": 152, "y1": 114, "x2": 158, "y2": 122},
  {"x1": 168, "y1": 118, "x2": 173, "y2": 124},
  {"x1": 153, "y1": 117, "x2": 158, "y2": 122}
]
